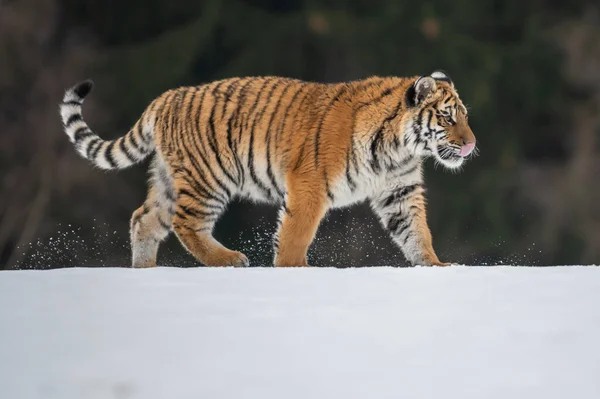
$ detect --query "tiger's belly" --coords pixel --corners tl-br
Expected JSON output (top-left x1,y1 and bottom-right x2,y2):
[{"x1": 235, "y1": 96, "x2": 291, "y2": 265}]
[
  {"x1": 329, "y1": 159, "x2": 423, "y2": 209},
  {"x1": 234, "y1": 157, "x2": 423, "y2": 209}
]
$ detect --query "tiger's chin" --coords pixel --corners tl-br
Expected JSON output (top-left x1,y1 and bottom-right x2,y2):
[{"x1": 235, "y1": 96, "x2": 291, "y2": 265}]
[{"x1": 437, "y1": 155, "x2": 464, "y2": 170}]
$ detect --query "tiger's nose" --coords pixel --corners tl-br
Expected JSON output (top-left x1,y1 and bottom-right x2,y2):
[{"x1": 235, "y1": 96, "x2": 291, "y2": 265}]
[{"x1": 459, "y1": 141, "x2": 476, "y2": 157}]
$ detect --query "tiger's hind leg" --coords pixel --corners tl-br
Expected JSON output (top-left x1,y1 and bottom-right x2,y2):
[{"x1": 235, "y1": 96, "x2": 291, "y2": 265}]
[
  {"x1": 171, "y1": 177, "x2": 249, "y2": 267},
  {"x1": 130, "y1": 156, "x2": 175, "y2": 268}
]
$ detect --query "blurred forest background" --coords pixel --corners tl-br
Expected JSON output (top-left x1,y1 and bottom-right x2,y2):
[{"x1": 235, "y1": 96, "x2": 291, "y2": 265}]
[{"x1": 1, "y1": 0, "x2": 599, "y2": 269}]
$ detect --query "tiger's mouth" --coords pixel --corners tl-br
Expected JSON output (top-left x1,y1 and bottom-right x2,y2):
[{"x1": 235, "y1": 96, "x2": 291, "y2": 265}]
[{"x1": 434, "y1": 144, "x2": 465, "y2": 169}]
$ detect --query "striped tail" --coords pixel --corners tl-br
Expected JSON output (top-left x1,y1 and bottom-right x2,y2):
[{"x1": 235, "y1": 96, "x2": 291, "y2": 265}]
[{"x1": 59, "y1": 80, "x2": 155, "y2": 170}]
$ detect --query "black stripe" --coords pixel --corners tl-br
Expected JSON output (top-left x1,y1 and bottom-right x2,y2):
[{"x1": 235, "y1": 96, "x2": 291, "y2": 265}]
[
  {"x1": 171, "y1": 88, "x2": 188, "y2": 155},
  {"x1": 190, "y1": 85, "x2": 233, "y2": 199},
  {"x1": 157, "y1": 216, "x2": 172, "y2": 231},
  {"x1": 326, "y1": 177, "x2": 335, "y2": 202},
  {"x1": 143, "y1": 96, "x2": 163, "y2": 140},
  {"x1": 184, "y1": 86, "x2": 201, "y2": 139},
  {"x1": 118, "y1": 138, "x2": 136, "y2": 163},
  {"x1": 62, "y1": 100, "x2": 81, "y2": 106},
  {"x1": 345, "y1": 148, "x2": 357, "y2": 191},
  {"x1": 104, "y1": 142, "x2": 117, "y2": 168},
  {"x1": 175, "y1": 210, "x2": 190, "y2": 221},
  {"x1": 227, "y1": 79, "x2": 253, "y2": 187},
  {"x1": 247, "y1": 79, "x2": 278, "y2": 199},
  {"x1": 190, "y1": 86, "x2": 231, "y2": 198},
  {"x1": 133, "y1": 120, "x2": 145, "y2": 144},
  {"x1": 350, "y1": 135, "x2": 360, "y2": 172},
  {"x1": 183, "y1": 140, "x2": 228, "y2": 202},
  {"x1": 207, "y1": 81, "x2": 237, "y2": 185},
  {"x1": 155, "y1": 90, "x2": 177, "y2": 150},
  {"x1": 221, "y1": 78, "x2": 241, "y2": 116},
  {"x1": 174, "y1": 168, "x2": 228, "y2": 206},
  {"x1": 178, "y1": 204, "x2": 218, "y2": 219},
  {"x1": 163, "y1": 184, "x2": 177, "y2": 202},
  {"x1": 161, "y1": 90, "x2": 176, "y2": 153},
  {"x1": 384, "y1": 97, "x2": 405, "y2": 126},
  {"x1": 404, "y1": 81, "x2": 417, "y2": 108},
  {"x1": 380, "y1": 184, "x2": 421, "y2": 208},
  {"x1": 353, "y1": 78, "x2": 384, "y2": 92},
  {"x1": 354, "y1": 82, "x2": 403, "y2": 113},
  {"x1": 284, "y1": 86, "x2": 315, "y2": 166},
  {"x1": 89, "y1": 138, "x2": 104, "y2": 160},
  {"x1": 264, "y1": 82, "x2": 294, "y2": 198},
  {"x1": 180, "y1": 86, "x2": 200, "y2": 164},
  {"x1": 161, "y1": 90, "x2": 180, "y2": 153},
  {"x1": 314, "y1": 85, "x2": 348, "y2": 166},
  {"x1": 129, "y1": 126, "x2": 143, "y2": 153},
  {"x1": 399, "y1": 164, "x2": 418, "y2": 177},
  {"x1": 174, "y1": 222, "x2": 200, "y2": 233},
  {"x1": 346, "y1": 80, "x2": 385, "y2": 136},
  {"x1": 391, "y1": 159, "x2": 418, "y2": 176},
  {"x1": 275, "y1": 83, "x2": 308, "y2": 149},
  {"x1": 417, "y1": 107, "x2": 427, "y2": 124},
  {"x1": 178, "y1": 188, "x2": 224, "y2": 211},
  {"x1": 160, "y1": 173, "x2": 177, "y2": 202},
  {"x1": 387, "y1": 215, "x2": 405, "y2": 234},
  {"x1": 65, "y1": 114, "x2": 82, "y2": 127},
  {"x1": 85, "y1": 137, "x2": 101, "y2": 158},
  {"x1": 412, "y1": 107, "x2": 427, "y2": 138},
  {"x1": 73, "y1": 126, "x2": 92, "y2": 142},
  {"x1": 425, "y1": 110, "x2": 434, "y2": 138},
  {"x1": 370, "y1": 127, "x2": 384, "y2": 173},
  {"x1": 366, "y1": 95, "x2": 405, "y2": 166},
  {"x1": 234, "y1": 78, "x2": 257, "y2": 145},
  {"x1": 245, "y1": 78, "x2": 273, "y2": 132},
  {"x1": 402, "y1": 231, "x2": 414, "y2": 246}
]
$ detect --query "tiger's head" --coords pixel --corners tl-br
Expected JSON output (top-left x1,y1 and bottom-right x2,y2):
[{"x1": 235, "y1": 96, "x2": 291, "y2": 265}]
[{"x1": 404, "y1": 71, "x2": 477, "y2": 170}]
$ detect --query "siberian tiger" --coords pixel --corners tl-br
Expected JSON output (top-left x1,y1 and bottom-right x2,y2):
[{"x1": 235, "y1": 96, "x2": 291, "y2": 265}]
[{"x1": 59, "y1": 70, "x2": 476, "y2": 267}]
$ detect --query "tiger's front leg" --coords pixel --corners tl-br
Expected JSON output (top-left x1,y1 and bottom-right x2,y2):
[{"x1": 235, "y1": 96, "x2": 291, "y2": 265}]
[
  {"x1": 371, "y1": 184, "x2": 450, "y2": 266},
  {"x1": 273, "y1": 174, "x2": 328, "y2": 267}
]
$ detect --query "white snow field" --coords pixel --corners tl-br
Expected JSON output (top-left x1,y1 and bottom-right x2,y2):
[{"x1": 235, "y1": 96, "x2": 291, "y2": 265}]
[{"x1": 1, "y1": 266, "x2": 599, "y2": 399}]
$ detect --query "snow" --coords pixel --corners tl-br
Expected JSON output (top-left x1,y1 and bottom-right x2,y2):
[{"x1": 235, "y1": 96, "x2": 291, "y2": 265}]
[{"x1": 0, "y1": 266, "x2": 599, "y2": 399}]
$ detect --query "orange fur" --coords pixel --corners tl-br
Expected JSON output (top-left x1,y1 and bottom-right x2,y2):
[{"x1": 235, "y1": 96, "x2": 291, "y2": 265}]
[{"x1": 60, "y1": 72, "x2": 476, "y2": 267}]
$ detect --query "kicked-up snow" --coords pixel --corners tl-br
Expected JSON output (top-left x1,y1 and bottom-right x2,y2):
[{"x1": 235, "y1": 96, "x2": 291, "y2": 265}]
[{"x1": 0, "y1": 266, "x2": 599, "y2": 399}]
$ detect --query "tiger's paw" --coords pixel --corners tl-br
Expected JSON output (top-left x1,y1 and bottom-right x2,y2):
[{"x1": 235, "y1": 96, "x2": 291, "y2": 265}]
[
  {"x1": 206, "y1": 249, "x2": 249, "y2": 267},
  {"x1": 431, "y1": 261, "x2": 453, "y2": 267},
  {"x1": 228, "y1": 251, "x2": 250, "y2": 267},
  {"x1": 415, "y1": 258, "x2": 456, "y2": 267},
  {"x1": 274, "y1": 256, "x2": 310, "y2": 267}
]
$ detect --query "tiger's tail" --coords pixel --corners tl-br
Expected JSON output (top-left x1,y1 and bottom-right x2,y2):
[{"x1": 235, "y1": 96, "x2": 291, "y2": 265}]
[{"x1": 59, "y1": 80, "x2": 155, "y2": 170}]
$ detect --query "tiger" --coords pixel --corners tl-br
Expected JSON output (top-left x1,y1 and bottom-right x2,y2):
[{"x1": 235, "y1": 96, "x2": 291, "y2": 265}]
[{"x1": 59, "y1": 70, "x2": 476, "y2": 268}]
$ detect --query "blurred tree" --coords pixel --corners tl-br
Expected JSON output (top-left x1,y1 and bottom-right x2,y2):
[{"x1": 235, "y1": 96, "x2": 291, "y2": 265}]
[{"x1": 3, "y1": 0, "x2": 599, "y2": 268}]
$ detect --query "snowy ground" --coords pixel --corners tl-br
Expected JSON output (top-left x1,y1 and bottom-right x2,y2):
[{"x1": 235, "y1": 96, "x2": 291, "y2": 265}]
[{"x1": 1, "y1": 266, "x2": 599, "y2": 399}]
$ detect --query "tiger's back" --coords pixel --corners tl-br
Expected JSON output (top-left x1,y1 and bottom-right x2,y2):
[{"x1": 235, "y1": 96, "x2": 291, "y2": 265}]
[{"x1": 60, "y1": 71, "x2": 476, "y2": 267}]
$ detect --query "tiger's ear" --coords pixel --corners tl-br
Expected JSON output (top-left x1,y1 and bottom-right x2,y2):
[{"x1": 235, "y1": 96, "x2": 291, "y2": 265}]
[
  {"x1": 406, "y1": 76, "x2": 437, "y2": 107},
  {"x1": 430, "y1": 70, "x2": 454, "y2": 86}
]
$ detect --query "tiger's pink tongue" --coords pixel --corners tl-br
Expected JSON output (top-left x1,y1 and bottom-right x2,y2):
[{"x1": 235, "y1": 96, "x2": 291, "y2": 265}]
[{"x1": 459, "y1": 142, "x2": 476, "y2": 157}]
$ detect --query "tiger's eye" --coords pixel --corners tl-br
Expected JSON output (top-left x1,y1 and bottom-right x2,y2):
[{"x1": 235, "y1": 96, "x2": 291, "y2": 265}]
[{"x1": 443, "y1": 115, "x2": 454, "y2": 124}]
